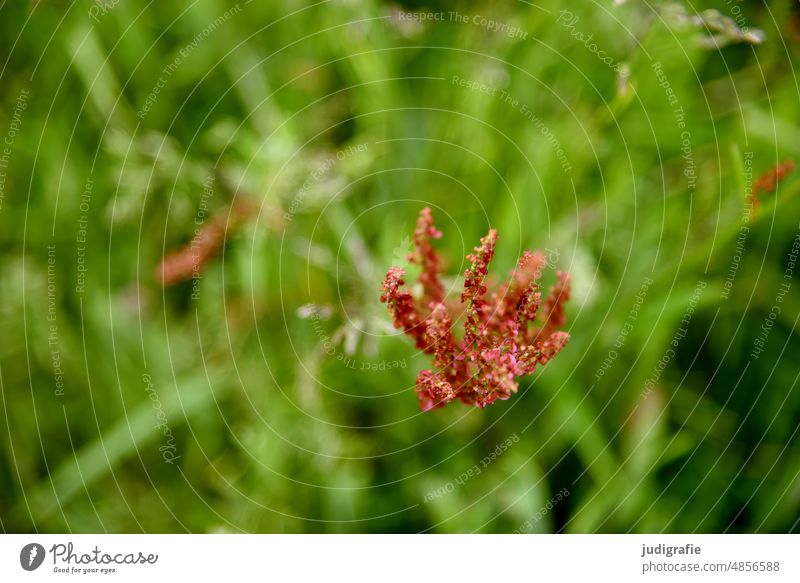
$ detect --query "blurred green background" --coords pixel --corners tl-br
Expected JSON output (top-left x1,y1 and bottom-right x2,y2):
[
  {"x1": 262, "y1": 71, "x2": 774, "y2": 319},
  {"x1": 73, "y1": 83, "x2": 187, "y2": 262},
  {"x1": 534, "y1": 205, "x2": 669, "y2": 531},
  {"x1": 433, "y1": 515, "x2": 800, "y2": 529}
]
[{"x1": 1, "y1": 0, "x2": 800, "y2": 533}]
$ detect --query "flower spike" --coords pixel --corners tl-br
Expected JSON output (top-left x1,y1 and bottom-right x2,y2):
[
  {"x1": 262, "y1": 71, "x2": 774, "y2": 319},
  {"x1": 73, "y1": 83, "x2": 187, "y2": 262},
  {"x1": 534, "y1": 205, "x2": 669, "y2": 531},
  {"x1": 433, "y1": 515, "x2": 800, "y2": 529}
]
[{"x1": 381, "y1": 208, "x2": 571, "y2": 411}]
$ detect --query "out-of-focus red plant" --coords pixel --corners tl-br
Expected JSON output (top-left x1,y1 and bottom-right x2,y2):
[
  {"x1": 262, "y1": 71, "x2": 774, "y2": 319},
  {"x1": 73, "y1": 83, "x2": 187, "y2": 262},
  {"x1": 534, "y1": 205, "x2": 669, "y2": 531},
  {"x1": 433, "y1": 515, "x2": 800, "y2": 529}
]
[
  {"x1": 381, "y1": 208, "x2": 571, "y2": 411},
  {"x1": 750, "y1": 160, "x2": 795, "y2": 211},
  {"x1": 156, "y1": 200, "x2": 253, "y2": 286}
]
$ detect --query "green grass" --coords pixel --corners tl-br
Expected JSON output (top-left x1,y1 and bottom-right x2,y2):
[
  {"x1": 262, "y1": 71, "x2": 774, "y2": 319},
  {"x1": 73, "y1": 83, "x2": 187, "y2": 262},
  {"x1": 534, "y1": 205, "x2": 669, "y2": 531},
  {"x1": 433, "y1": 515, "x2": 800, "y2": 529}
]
[{"x1": 1, "y1": 0, "x2": 799, "y2": 533}]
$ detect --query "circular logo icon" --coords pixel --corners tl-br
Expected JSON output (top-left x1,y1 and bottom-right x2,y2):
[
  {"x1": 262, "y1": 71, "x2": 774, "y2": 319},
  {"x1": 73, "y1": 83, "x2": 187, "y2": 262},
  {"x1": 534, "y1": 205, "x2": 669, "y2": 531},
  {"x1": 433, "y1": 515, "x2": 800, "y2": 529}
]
[{"x1": 20, "y1": 543, "x2": 46, "y2": 571}]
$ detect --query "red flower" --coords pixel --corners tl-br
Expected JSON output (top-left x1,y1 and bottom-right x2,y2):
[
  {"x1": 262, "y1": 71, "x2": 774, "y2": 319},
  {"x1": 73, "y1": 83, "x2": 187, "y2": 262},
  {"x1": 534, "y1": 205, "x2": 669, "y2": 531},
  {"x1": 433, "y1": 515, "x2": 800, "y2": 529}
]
[{"x1": 380, "y1": 208, "x2": 571, "y2": 411}]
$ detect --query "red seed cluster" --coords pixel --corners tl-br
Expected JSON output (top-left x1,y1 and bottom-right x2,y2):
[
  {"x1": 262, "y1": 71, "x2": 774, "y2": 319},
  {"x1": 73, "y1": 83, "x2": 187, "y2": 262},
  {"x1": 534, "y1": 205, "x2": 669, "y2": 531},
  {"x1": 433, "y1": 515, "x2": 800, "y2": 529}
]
[
  {"x1": 381, "y1": 208, "x2": 571, "y2": 411},
  {"x1": 754, "y1": 160, "x2": 795, "y2": 196},
  {"x1": 409, "y1": 207, "x2": 445, "y2": 305},
  {"x1": 156, "y1": 201, "x2": 252, "y2": 286},
  {"x1": 750, "y1": 160, "x2": 796, "y2": 210}
]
